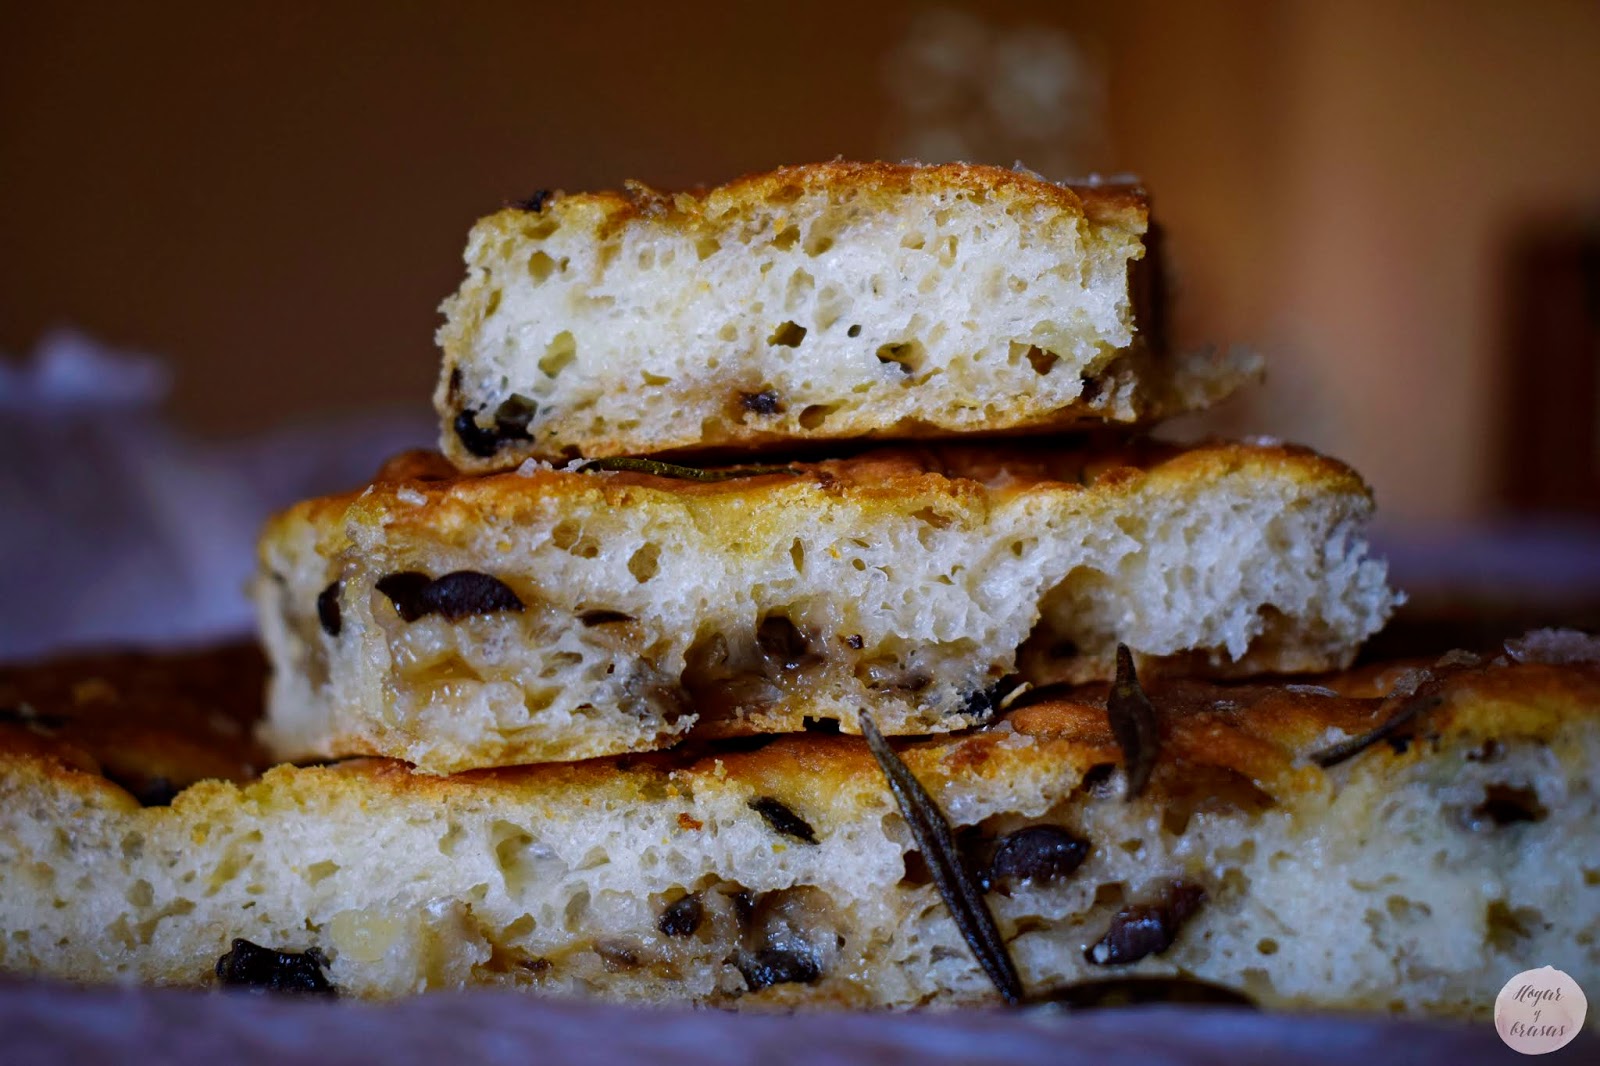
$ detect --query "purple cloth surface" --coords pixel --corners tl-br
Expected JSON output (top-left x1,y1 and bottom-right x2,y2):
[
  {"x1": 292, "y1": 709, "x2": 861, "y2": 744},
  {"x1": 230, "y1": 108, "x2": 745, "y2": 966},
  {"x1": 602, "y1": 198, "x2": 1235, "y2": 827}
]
[{"x1": 3, "y1": 980, "x2": 1579, "y2": 1065}]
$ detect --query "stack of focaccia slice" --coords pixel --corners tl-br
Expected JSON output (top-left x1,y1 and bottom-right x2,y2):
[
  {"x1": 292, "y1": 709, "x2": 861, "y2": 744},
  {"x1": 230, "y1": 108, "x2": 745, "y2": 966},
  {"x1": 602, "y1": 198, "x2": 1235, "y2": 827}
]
[{"x1": 30, "y1": 163, "x2": 1585, "y2": 1020}]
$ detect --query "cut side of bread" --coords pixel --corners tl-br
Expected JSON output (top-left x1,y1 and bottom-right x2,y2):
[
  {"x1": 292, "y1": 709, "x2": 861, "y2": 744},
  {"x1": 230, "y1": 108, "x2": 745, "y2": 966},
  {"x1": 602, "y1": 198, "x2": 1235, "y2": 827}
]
[
  {"x1": 254, "y1": 441, "x2": 1399, "y2": 773},
  {"x1": 435, "y1": 161, "x2": 1259, "y2": 467},
  {"x1": 2, "y1": 643, "x2": 1596, "y2": 1016}
]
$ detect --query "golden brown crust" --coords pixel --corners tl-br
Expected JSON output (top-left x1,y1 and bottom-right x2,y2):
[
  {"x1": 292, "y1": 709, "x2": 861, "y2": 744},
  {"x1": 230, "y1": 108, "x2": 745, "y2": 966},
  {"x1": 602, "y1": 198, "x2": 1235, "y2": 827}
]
[
  {"x1": 499, "y1": 161, "x2": 1147, "y2": 242},
  {"x1": 8, "y1": 640, "x2": 1595, "y2": 817},
  {"x1": 264, "y1": 439, "x2": 1370, "y2": 553}
]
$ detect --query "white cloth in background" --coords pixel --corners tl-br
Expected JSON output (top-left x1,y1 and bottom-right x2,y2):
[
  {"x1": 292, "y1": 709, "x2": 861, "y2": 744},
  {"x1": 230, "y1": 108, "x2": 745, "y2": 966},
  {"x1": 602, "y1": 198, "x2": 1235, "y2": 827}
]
[{"x1": 0, "y1": 330, "x2": 431, "y2": 662}]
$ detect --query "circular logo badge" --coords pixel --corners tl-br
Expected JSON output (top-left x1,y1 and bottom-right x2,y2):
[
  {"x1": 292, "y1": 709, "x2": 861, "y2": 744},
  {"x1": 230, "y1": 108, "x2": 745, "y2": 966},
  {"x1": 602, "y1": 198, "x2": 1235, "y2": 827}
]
[{"x1": 1495, "y1": 967, "x2": 1587, "y2": 1055}]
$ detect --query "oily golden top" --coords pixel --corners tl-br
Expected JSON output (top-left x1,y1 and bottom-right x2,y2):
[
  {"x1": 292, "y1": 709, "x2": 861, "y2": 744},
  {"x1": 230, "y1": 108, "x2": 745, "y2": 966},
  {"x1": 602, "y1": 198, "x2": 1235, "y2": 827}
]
[
  {"x1": 483, "y1": 161, "x2": 1148, "y2": 241},
  {"x1": 261, "y1": 439, "x2": 1371, "y2": 561},
  {"x1": 5, "y1": 637, "x2": 1595, "y2": 823}
]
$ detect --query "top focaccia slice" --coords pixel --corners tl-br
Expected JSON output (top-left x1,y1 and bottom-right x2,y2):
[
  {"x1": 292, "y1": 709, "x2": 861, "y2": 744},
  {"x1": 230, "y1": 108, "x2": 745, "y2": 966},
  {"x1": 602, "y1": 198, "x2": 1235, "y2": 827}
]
[{"x1": 436, "y1": 161, "x2": 1256, "y2": 467}]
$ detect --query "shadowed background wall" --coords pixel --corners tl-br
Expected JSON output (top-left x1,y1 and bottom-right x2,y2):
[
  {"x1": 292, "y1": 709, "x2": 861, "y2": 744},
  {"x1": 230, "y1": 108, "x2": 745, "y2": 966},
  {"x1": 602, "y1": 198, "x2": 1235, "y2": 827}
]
[{"x1": 3, "y1": 0, "x2": 1598, "y2": 529}]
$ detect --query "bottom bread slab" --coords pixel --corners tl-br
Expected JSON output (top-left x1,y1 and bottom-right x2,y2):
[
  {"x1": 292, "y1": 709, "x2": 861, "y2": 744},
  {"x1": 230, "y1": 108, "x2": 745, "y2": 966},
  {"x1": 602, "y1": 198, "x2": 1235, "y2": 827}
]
[{"x1": 0, "y1": 639, "x2": 1596, "y2": 1016}]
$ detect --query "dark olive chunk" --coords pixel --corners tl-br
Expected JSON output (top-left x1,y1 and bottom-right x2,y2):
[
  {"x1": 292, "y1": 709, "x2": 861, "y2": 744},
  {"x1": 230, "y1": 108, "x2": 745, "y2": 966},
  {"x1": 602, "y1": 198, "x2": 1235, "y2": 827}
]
[
  {"x1": 748, "y1": 796, "x2": 819, "y2": 844},
  {"x1": 513, "y1": 189, "x2": 553, "y2": 212},
  {"x1": 657, "y1": 893, "x2": 704, "y2": 937},
  {"x1": 453, "y1": 409, "x2": 505, "y2": 458},
  {"x1": 452, "y1": 396, "x2": 537, "y2": 458},
  {"x1": 215, "y1": 938, "x2": 336, "y2": 996},
  {"x1": 740, "y1": 390, "x2": 783, "y2": 415},
  {"x1": 376, "y1": 571, "x2": 524, "y2": 623},
  {"x1": 988, "y1": 826, "x2": 1090, "y2": 890},
  {"x1": 736, "y1": 948, "x2": 820, "y2": 991},
  {"x1": 316, "y1": 580, "x2": 342, "y2": 637},
  {"x1": 1085, "y1": 881, "x2": 1206, "y2": 966}
]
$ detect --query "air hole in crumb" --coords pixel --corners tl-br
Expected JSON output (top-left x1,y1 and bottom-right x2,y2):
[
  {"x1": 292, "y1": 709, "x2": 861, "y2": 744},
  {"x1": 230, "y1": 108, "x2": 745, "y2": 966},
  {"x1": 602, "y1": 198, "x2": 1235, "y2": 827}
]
[
  {"x1": 484, "y1": 289, "x2": 502, "y2": 316},
  {"x1": 1256, "y1": 937, "x2": 1278, "y2": 956},
  {"x1": 539, "y1": 331, "x2": 577, "y2": 378},
  {"x1": 789, "y1": 539, "x2": 805, "y2": 573},
  {"x1": 1092, "y1": 882, "x2": 1126, "y2": 907},
  {"x1": 899, "y1": 850, "x2": 934, "y2": 886},
  {"x1": 803, "y1": 231, "x2": 835, "y2": 257},
  {"x1": 528, "y1": 251, "x2": 556, "y2": 283},
  {"x1": 772, "y1": 226, "x2": 799, "y2": 251},
  {"x1": 551, "y1": 520, "x2": 580, "y2": 550},
  {"x1": 628, "y1": 543, "x2": 661, "y2": 583},
  {"x1": 717, "y1": 324, "x2": 738, "y2": 342},
  {"x1": 798, "y1": 404, "x2": 835, "y2": 430},
  {"x1": 768, "y1": 321, "x2": 807, "y2": 347},
  {"x1": 1026, "y1": 346, "x2": 1059, "y2": 375},
  {"x1": 876, "y1": 341, "x2": 923, "y2": 375},
  {"x1": 900, "y1": 232, "x2": 926, "y2": 250},
  {"x1": 696, "y1": 236, "x2": 721, "y2": 260}
]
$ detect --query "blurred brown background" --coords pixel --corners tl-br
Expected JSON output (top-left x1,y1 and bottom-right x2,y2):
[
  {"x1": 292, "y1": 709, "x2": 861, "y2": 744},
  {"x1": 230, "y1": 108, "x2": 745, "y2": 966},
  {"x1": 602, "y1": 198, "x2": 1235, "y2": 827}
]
[{"x1": 3, "y1": 0, "x2": 1598, "y2": 532}]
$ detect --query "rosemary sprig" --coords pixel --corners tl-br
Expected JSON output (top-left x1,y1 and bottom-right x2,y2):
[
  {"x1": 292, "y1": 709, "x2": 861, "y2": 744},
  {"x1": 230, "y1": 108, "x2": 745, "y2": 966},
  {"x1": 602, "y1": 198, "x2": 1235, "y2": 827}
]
[
  {"x1": 577, "y1": 456, "x2": 804, "y2": 482},
  {"x1": 1309, "y1": 682, "x2": 1446, "y2": 768},
  {"x1": 859, "y1": 710, "x2": 1024, "y2": 1005},
  {"x1": 1107, "y1": 643, "x2": 1160, "y2": 800}
]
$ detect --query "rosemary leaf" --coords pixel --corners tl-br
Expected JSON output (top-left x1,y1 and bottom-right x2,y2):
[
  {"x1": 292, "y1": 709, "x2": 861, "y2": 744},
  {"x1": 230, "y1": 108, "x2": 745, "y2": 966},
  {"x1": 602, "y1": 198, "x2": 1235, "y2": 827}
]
[
  {"x1": 859, "y1": 710, "x2": 1024, "y2": 1005},
  {"x1": 578, "y1": 456, "x2": 803, "y2": 482},
  {"x1": 1310, "y1": 684, "x2": 1446, "y2": 768},
  {"x1": 1107, "y1": 643, "x2": 1160, "y2": 800}
]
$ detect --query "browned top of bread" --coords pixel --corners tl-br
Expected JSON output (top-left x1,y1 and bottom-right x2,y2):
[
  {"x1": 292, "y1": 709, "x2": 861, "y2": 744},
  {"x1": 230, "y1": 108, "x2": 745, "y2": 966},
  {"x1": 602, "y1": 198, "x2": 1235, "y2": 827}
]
[
  {"x1": 497, "y1": 161, "x2": 1147, "y2": 240},
  {"x1": 7, "y1": 635, "x2": 1595, "y2": 818},
  {"x1": 268, "y1": 439, "x2": 1370, "y2": 555}
]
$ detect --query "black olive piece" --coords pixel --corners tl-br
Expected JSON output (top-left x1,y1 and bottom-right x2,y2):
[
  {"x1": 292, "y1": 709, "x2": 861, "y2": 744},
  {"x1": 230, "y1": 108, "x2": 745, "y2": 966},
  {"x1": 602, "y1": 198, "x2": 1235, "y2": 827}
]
[
  {"x1": 1037, "y1": 975, "x2": 1256, "y2": 1009},
  {"x1": 316, "y1": 580, "x2": 342, "y2": 637},
  {"x1": 740, "y1": 390, "x2": 782, "y2": 416},
  {"x1": 215, "y1": 938, "x2": 336, "y2": 996},
  {"x1": 748, "y1": 797, "x2": 819, "y2": 844},
  {"x1": 1462, "y1": 784, "x2": 1547, "y2": 830},
  {"x1": 513, "y1": 189, "x2": 553, "y2": 212},
  {"x1": 859, "y1": 710, "x2": 1024, "y2": 1005},
  {"x1": 579, "y1": 609, "x2": 636, "y2": 627},
  {"x1": 104, "y1": 771, "x2": 180, "y2": 808},
  {"x1": 657, "y1": 893, "x2": 704, "y2": 937},
  {"x1": 731, "y1": 890, "x2": 755, "y2": 928},
  {"x1": 1079, "y1": 763, "x2": 1117, "y2": 794},
  {"x1": 961, "y1": 679, "x2": 1019, "y2": 720},
  {"x1": 1106, "y1": 644, "x2": 1160, "y2": 801},
  {"x1": 736, "y1": 948, "x2": 821, "y2": 992},
  {"x1": 453, "y1": 409, "x2": 505, "y2": 458},
  {"x1": 756, "y1": 616, "x2": 810, "y2": 670},
  {"x1": 0, "y1": 705, "x2": 69, "y2": 730},
  {"x1": 1084, "y1": 881, "x2": 1206, "y2": 966},
  {"x1": 376, "y1": 571, "x2": 524, "y2": 623},
  {"x1": 988, "y1": 826, "x2": 1090, "y2": 890}
]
